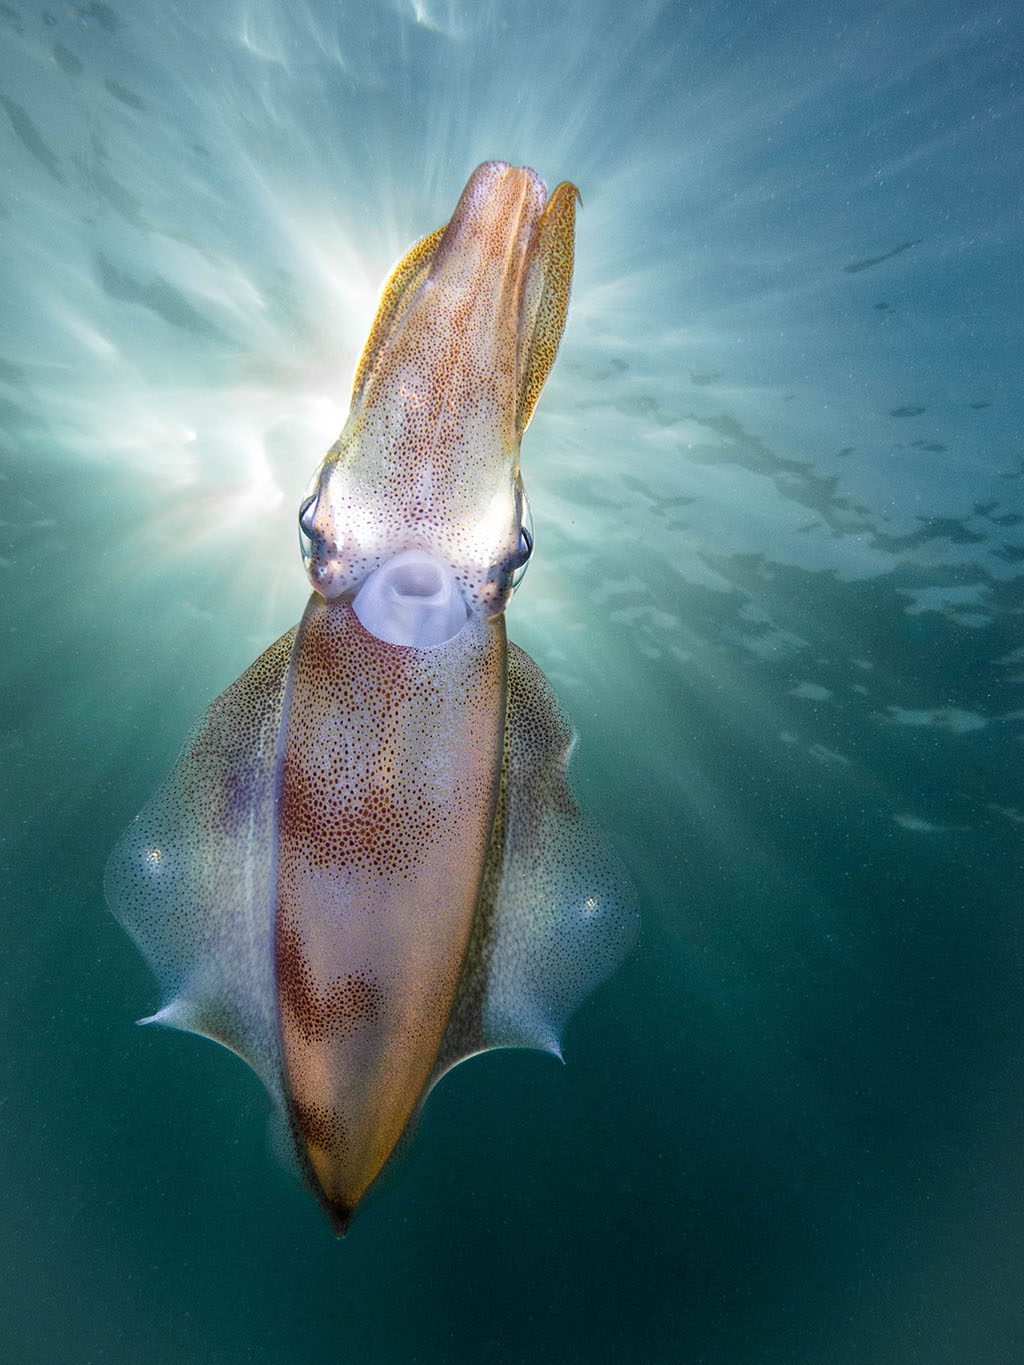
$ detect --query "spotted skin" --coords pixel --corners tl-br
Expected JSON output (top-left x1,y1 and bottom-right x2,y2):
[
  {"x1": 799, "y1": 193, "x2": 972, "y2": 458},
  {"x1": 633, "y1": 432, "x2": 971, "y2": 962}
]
[
  {"x1": 302, "y1": 161, "x2": 578, "y2": 616},
  {"x1": 275, "y1": 596, "x2": 505, "y2": 1228},
  {"x1": 516, "y1": 181, "x2": 578, "y2": 435},
  {"x1": 106, "y1": 163, "x2": 638, "y2": 1233},
  {"x1": 351, "y1": 225, "x2": 446, "y2": 405}
]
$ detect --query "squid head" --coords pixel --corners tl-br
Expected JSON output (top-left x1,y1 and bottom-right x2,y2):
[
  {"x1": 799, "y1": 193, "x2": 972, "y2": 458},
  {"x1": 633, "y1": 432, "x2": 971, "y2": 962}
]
[{"x1": 301, "y1": 159, "x2": 577, "y2": 621}]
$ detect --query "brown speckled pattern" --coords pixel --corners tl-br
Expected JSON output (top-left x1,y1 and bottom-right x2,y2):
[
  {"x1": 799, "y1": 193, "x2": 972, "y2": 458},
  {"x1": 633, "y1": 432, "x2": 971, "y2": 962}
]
[
  {"x1": 303, "y1": 161, "x2": 578, "y2": 615},
  {"x1": 516, "y1": 181, "x2": 578, "y2": 435},
  {"x1": 351, "y1": 224, "x2": 447, "y2": 406},
  {"x1": 104, "y1": 163, "x2": 639, "y2": 1234},
  {"x1": 274, "y1": 595, "x2": 505, "y2": 1226}
]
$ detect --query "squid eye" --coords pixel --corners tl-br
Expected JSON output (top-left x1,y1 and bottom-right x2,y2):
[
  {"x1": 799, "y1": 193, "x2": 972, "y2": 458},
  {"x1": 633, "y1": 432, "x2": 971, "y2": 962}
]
[
  {"x1": 511, "y1": 511, "x2": 534, "y2": 591},
  {"x1": 299, "y1": 493, "x2": 317, "y2": 533},
  {"x1": 298, "y1": 489, "x2": 318, "y2": 560}
]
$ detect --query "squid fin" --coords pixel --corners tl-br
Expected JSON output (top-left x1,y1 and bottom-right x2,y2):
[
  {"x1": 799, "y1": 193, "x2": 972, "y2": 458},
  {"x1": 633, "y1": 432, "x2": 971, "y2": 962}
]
[
  {"x1": 432, "y1": 642, "x2": 639, "y2": 1086},
  {"x1": 104, "y1": 628, "x2": 297, "y2": 1104}
]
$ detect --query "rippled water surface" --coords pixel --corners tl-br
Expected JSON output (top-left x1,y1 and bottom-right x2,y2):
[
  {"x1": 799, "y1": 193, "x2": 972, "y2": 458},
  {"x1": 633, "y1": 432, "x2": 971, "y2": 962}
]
[{"x1": 2, "y1": 2, "x2": 1023, "y2": 1361}]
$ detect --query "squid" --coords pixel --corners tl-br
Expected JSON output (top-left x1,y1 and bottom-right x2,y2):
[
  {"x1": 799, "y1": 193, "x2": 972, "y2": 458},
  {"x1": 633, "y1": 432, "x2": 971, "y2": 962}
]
[{"x1": 106, "y1": 162, "x2": 638, "y2": 1232}]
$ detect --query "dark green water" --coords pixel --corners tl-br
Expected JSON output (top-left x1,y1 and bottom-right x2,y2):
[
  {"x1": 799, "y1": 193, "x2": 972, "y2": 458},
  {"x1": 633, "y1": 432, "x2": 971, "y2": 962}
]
[{"x1": 2, "y1": 1, "x2": 1023, "y2": 1361}]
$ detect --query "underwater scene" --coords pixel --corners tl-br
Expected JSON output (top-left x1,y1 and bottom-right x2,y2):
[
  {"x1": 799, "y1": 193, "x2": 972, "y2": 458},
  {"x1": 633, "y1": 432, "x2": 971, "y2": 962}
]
[{"x1": 1, "y1": 1, "x2": 1022, "y2": 1361}]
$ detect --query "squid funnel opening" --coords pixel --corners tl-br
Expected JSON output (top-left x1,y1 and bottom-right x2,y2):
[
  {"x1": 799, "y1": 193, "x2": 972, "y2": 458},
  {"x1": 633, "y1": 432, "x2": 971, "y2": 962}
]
[{"x1": 352, "y1": 548, "x2": 469, "y2": 647}]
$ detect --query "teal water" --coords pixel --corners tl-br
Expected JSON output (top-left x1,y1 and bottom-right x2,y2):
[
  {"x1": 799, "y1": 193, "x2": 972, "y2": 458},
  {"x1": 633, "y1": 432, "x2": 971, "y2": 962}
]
[{"x1": 2, "y1": 1, "x2": 1023, "y2": 1361}]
